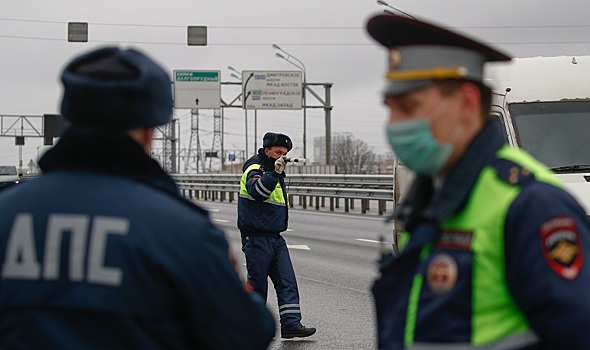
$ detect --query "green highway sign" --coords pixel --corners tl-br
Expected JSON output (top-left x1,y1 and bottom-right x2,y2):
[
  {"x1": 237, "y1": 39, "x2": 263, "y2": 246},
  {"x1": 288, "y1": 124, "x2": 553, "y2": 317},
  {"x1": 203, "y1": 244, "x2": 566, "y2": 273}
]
[
  {"x1": 175, "y1": 71, "x2": 218, "y2": 82},
  {"x1": 173, "y1": 70, "x2": 221, "y2": 109}
]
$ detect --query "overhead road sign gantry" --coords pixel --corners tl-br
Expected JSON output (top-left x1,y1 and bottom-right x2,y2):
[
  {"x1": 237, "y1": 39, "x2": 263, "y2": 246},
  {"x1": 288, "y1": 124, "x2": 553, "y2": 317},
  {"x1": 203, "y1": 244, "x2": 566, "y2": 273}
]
[
  {"x1": 173, "y1": 70, "x2": 221, "y2": 109},
  {"x1": 242, "y1": 70, "x2": 302, "y2": 110}
]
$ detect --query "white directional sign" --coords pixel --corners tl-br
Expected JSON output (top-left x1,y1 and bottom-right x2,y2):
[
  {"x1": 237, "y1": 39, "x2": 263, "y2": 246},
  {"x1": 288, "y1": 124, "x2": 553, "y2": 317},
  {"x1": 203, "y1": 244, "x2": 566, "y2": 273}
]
[
  {"x1": 242, "y1": 70, "x2": 302, "y2": 110},
  {"x1": 173, "y1": 70, "x2": 221, "y2": 109}
]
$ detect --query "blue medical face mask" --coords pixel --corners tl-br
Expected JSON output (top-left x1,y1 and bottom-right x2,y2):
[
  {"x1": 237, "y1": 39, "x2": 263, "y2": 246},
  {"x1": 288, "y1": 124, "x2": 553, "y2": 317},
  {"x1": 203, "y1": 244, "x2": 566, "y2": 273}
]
[{"x1": 385, "y1": 98, "x2": 457, "y2": 176}]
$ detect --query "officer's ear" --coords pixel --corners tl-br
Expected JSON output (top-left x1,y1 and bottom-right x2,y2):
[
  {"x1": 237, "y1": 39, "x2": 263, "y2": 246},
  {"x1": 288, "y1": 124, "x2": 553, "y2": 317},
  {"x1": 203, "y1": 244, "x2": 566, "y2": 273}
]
[
  {"x1": 457, "y1": 82, "x2": 481, "y2": 123},
  {"x1": 128, "y1": 127, "x2": 155, "y2": 154}
]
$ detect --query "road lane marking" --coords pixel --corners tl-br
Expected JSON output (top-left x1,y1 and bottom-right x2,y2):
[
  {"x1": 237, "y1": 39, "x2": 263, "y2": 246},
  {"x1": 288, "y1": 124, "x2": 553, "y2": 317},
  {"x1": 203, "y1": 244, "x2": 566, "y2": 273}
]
[
  {"x1": 356, "y1": 238, "x2": 385, "y2": 244},
  {"x1": 213, "y1": 219, "x2": 229, "y2": 223},
  {"x1": 206, "y1": 208, "x2": 220, "y2": 212},
  {"x1": 287, "y1": 245, "x2": 310, "y2": 250},
  {"x1": 299, "y1": 276, "x2": 370, "y2": 294}
]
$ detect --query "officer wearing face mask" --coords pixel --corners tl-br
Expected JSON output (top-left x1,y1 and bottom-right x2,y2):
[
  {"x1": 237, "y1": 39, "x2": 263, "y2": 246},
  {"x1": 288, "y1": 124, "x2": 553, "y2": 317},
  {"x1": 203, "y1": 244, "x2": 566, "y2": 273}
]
[
  {"x1": 366, "y1": 14, "x2": 590, "y2": 350},
  {"x1": 237, "y1": 132, "x2": 316, "y2": 340}
]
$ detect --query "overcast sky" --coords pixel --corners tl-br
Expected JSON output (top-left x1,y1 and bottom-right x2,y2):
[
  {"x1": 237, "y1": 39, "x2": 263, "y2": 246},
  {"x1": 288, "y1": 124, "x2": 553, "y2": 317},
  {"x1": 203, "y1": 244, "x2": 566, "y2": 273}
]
[{"x1": 2, "y1": 0, "x2": 590, "y2": 170}]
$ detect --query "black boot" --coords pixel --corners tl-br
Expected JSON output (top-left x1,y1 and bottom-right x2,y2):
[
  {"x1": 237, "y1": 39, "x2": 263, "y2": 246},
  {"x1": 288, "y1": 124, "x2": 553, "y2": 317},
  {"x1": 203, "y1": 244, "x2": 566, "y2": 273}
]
[{"x1": 281, "y1": 325, "x2": 317, "y2": 339}]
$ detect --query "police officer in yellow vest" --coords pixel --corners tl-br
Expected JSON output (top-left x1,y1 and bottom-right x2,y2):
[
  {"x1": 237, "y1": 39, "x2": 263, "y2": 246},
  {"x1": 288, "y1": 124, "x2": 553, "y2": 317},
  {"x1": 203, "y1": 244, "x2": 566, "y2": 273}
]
[
  {"x1": 238, "y1": 132, "x2": 316, "y2": 339},
  {"x1": 366, "y1": 14, "x2": 590, "y2": 349}
]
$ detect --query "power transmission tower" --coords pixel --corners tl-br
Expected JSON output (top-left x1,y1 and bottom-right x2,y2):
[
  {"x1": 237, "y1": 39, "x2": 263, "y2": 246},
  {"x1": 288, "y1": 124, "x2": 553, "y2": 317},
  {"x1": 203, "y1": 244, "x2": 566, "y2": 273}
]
[
  {"x1": 207, "y1": 109, "x2": 222, "y2": 171},
  {"x1": 184, "y1": 109, "x2": 204, "y2": 173},
  {"x1": 157, "y1": 118, "x2": 177, "y2": 173}
]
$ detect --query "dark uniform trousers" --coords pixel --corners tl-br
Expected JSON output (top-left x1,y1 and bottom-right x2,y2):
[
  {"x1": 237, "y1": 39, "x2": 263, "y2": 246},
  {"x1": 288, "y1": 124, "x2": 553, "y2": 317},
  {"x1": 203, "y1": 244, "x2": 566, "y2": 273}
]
[{"x1": 241, "y1": 234, "x2": 302, "y2": 327}]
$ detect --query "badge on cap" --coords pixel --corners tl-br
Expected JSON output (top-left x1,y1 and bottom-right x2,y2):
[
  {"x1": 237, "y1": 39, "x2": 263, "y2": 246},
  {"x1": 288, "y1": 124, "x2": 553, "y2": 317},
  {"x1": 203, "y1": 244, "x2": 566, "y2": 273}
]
[
  {"x1": 540, "y1": 216, "x2": 583, "y2": 280},
  {"x1": 427, "y1": 253, "x2": 458, "y2": 294},
  {"x1": 389, "y1": 49, "x2": 402, "y2": 71}
]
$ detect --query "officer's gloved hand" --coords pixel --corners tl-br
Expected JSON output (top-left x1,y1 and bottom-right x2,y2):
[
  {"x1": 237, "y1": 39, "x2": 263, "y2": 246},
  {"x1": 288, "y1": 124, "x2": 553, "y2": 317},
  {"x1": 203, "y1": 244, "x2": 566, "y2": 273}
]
[{"x1": 274, "y1": 157, "x2": 286, "y2": 174}]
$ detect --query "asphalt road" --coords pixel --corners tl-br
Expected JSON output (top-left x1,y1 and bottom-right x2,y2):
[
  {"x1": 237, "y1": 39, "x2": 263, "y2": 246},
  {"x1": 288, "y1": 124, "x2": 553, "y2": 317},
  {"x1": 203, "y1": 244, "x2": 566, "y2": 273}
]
[{"x1": 198, "y1": 200, "x2": 395, "y2": 350}]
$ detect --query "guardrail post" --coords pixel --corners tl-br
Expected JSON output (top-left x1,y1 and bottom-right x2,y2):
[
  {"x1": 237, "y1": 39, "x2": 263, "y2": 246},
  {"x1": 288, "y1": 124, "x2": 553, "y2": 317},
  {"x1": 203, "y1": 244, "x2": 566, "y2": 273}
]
[
  {"x1": 350, "y1": 198, "x2": 354, "y2": 210},
  {"x1": 289, "y1": 195, "x2": 294, "y2": 207},
  {"x1": 321, "y1": 197, "x2": 325, "y2": 208},
  {"x1": 361, "y1": 199, "x2": 369, "y2": 214},
  {"x1": 344, "y1": 198, "x2": 349, "y2": 213},
  {"x1": 330, "y1": 198, "x2": 334, "y2": 211},
  {"x1": 315, "y1": 197, "x2": 320, "y2": 210},
  {"x1": 378, "y1": 200, "x2": 385, "y2": 215},
  {"x1": 302, "y1": 195, "x2": 307, "y2": 209}
]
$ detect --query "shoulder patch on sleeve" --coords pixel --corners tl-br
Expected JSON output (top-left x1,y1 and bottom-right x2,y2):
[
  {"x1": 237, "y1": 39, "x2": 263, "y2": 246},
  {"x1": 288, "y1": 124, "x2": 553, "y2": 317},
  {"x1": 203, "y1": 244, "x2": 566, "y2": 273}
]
[
  {"x1": 540, "y1": 216, "x2": 583, "y2": 280},
  {"x1": 489, "y1": 158, "x2": 535, "y2": 186}
]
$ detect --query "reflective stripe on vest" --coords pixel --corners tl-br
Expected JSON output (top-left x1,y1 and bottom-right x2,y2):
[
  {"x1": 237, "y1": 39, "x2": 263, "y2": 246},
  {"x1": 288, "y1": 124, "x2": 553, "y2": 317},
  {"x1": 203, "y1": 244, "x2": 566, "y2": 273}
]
[
  {"x1": 408, "y1": 330, "x2": 539, "y2": 350},
  {"x1": 404, "y1": 146, "x2": 559, "y2": 346},
  {"x1": 240, "y1": 163, "x2": 286, "y2": 205}
]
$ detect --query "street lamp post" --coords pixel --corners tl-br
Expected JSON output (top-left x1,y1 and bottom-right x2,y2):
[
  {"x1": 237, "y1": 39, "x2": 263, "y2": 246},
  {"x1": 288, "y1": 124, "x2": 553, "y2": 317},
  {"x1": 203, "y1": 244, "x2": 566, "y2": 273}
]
[
  {"x1": 242, "y1": 72, "x2": 254, "y2": 157},
  {"x1": 229, "y1": 66, "x2": 258, "y2": 154},
  {"x1": 376, "y1": 0, "x2": 417, "y2": 19},
  {"x1": 272, "y1": 44, "x2": 307, "y2": 160}
]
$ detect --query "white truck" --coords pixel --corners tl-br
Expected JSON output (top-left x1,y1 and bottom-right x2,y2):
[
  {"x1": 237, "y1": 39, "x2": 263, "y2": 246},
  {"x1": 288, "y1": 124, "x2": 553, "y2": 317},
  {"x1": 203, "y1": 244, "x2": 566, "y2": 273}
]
[{"x1": 392, "y1": 56, "x2": 590, "y2": 252}]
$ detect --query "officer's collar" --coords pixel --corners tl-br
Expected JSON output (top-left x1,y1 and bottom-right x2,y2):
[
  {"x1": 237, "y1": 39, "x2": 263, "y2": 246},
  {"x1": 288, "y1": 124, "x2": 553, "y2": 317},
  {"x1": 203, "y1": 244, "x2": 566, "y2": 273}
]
[
  {"x1": 425, "y1": 120, "x2": 505, "y2": 222},
  {"x1": 39, "y1": 126, "x2": 180, "y2": 197}
]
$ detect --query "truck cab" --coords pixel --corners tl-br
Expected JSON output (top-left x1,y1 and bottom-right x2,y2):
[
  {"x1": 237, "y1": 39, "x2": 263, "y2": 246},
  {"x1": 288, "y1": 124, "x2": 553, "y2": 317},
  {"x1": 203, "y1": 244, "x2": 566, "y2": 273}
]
[{"x1": 486, "y1": 56, "x2": 590, "y2": 217}]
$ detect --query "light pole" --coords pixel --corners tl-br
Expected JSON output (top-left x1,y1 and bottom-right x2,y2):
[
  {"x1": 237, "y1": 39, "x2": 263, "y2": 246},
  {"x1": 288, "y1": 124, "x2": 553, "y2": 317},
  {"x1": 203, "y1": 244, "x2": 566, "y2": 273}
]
[
  {"x1": 242, "y1": 72, "x2": 254, "y2": 157},
  {"x1": 229, "y1": 66, "x2": 258, "y2": 155},
  {"x1": 376, "y1": 0, "x2": 416, "y2": 19},
  {"x1": 227, "y1": 65, "x2": 241, "y2": 77},
  {"x1": 272, "y1": 44, "x2": 307, "y2": 160}
]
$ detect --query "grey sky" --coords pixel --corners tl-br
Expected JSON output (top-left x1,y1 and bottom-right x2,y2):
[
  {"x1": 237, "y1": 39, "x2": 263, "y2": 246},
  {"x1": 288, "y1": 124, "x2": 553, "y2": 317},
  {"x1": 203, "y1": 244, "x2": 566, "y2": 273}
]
[{"x1": 1, "y1": 0, "x2": 590, "y2": 169}]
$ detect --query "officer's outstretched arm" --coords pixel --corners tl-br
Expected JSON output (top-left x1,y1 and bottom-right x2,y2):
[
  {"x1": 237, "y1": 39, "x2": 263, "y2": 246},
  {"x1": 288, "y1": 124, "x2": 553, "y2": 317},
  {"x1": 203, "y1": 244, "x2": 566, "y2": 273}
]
[{"x1": 505, "y1": 182, "x2": 590, "y2": 348}]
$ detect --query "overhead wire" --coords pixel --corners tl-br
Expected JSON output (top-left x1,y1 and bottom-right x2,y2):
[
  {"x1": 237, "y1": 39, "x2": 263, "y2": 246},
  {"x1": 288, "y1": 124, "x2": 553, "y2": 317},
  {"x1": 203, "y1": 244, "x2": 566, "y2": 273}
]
[
  {"x1": 3, "y1": 17, "x2": 590, "y2": 29},
  {"x1": 2, "y1": 17, "x2": 590, "y2": 46}
]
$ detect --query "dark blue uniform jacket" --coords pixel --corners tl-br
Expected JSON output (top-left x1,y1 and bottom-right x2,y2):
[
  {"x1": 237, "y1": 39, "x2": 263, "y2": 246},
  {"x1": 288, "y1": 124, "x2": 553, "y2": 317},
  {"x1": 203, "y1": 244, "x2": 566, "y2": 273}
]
[
  {"x1": 237, "y1": 149, "x2": 288, "y2": 235},
  {"x1": 0, "y1": 127, "x2": 275, "y2": 349}
]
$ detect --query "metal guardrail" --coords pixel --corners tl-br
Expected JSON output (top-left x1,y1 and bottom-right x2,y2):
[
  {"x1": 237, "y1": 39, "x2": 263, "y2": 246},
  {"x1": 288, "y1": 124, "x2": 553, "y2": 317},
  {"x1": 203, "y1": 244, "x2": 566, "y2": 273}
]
[
  {"x1": 19, "y1": 173, "x2": 394, "y2": 215},
  {"x1": 173, "y1": 174, "x2": 394, "y2": 215}
]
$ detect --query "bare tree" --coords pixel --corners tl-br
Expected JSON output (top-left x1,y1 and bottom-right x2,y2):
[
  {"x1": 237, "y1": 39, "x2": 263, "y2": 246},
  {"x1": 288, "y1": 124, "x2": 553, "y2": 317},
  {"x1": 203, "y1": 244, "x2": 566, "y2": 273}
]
[{"x1": 331, "y1": 133, "x2": 376, "y2": 174}]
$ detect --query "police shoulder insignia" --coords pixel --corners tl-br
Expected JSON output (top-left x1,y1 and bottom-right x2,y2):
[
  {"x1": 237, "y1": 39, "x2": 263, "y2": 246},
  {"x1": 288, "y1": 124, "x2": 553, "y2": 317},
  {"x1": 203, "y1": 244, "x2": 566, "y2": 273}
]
[
  {"x1": 540, "y1": 216, "x2": 583, "y2": 280},
  {"x1": 427, "y1": 253, "x2": 458, "y2": 294}
]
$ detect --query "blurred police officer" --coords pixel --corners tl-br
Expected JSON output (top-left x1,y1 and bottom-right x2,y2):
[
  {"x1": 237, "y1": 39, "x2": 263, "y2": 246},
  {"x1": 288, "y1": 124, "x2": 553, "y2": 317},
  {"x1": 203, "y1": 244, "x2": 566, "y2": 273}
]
[
  {"x1": 366, "y1": 14, "x2": 590, "y2": 349},
  {"x1": 0, "y1": 46, "x2": 275, "y2": 349},
  {"x1": 237, "y1": 132, "x2": 316, "y2": 339}
]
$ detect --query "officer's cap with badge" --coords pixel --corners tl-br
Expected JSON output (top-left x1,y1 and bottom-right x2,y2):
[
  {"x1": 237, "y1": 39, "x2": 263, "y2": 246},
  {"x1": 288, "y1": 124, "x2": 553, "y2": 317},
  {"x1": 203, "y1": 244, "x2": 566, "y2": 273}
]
[
  {"x1": 263, "y1": 132, "x2": 293, "y2": 151},
  {"x1": 60, "y1": 46, "x2": 173, "y2": 130},
  {"x1": 366, "y1": 13, "x2": 511, "y2": 96}
]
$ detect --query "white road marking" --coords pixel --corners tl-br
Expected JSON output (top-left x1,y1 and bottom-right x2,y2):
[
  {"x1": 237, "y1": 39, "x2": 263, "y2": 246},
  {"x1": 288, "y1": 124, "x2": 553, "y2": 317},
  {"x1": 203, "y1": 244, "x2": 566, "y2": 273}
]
[
  {"x1": 213, "y1": 219, "x2": 229, "y2": 223},
  {"x1": 286, "y1": 228, "x2": 294, "y2": 232},
  {"x1": 356, "y1": 238, "x2": 383, "y2": 244},
  {"x1": 207, "y1": 208, "x2": 220, "y2": 212},
  {"x1": 287, "y1": 245, "x2": 310, "y2": 250}
]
